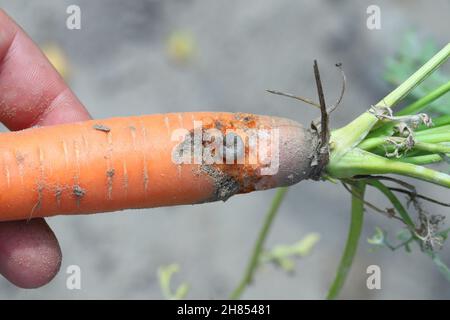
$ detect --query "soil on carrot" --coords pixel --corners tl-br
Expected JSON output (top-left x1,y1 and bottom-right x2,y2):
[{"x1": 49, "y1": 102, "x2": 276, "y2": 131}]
[
  {"x1": 107, "y1": 169, "x2": 115, "y2": 177},
  {"x1": 93, "y1": 124, "x2": 111, "y2": 132},
  {"x1": 199, "y1": 165, "x2": 240, "y2": 201}
]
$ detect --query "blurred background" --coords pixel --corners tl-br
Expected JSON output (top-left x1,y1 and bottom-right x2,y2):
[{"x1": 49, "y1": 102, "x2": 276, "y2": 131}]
[{"x1": 0, "y1": 0, "x2": 449, "y2": 299}]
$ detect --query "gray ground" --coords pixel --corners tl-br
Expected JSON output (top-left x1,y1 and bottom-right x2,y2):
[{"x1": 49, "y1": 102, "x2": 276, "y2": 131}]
[{"x1": 0, "y1": 0, "x2": 449, "y2": 299}]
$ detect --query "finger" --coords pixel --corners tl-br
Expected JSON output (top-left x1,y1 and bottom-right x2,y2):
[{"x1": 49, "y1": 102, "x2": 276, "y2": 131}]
[
  {"x1": 0, "y1": 219, "x2": 62, "y2": 288},
  {"x1": 0, "y1": 10, "x2": 91, "y2": 288},
  {"x1": 0, "y1": 9, "x2": 91, "y2": 130}
]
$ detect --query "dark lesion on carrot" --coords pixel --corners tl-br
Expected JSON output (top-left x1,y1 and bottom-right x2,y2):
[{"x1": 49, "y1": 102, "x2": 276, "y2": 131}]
[
  {"x1": 174, "y1": 116, "x2": 272, "y2": 202},
  {"x1": 199, "y1": 164, "x2": 241, "y2": 201},
  {"x1": 93, "y1": 124, "x2": 111, "y2": 132},
  {"x1": 214, "y1": 120, "x2": 223, "y2": 130},
  {"x1": 36, "y1": 184, "x2": 44, "y2": 208},
  {"x1": 72, "y1": 185, "x2": 86, "y2": 200},
  {"x1": 233, "y1": 113, "x2": 258, "y2": 127},
  {"x1": 107, "y1": 169, "x2": 115, "y2": 177},
  {"x1": 55, "y1": 186, "x2": 63, "y2": 207},
  {"x1": 15, "y1": 151, "x2": 25, "y2": 163},
  {"x1": 106, "y1": 169, "x2": 115, "y2": 200}
]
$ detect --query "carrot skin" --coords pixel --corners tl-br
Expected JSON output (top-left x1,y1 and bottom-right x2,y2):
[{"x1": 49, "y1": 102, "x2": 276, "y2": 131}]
[{"x1": 0, "y1": 112, "x2": 316, "y2": 221}]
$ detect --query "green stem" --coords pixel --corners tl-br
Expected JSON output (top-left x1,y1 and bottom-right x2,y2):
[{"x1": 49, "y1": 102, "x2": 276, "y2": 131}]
[
  {"x1": 415, "y1": 133, "x2": 450, "y2": 144},
  {"x1": 414, "y1": 142, "x2": 450, "y2": 154},
  {"x1": 377, "y1": 141, "x2": 450, "y2": 158},
  {"x1": 327, "y1": 148, "x2": 450, "y2": 188},
  {"x1": 327, "y1": 181, "x2": 366, "y2": 299},
  {"x1": 368, "y1": 81, "x2": 450, "y2": 137},
  {"x1": 358, "y1": 132, "x2": 450, "y2": 151},
  {"x1": 428, "y1": 252, "x2": 450, "y2": 282},
  {"x1": 416, "y1": 125, "x2": 450, "y2": 136},
  {"x1": 400, "y1": 154, "x2": 449, "y2": 165},
  {"x1": 229, "y1": 187, "x2": 288, "y2": 299},
  {"x1": 365, "y1": 180, "x2": 415, "y2": 228},
  {"x1": 398, "y1": 80, "x2": 450, "y2": 116},
  {"x1": 330, "y1": 43, "x2": 450, "y2": 159}
]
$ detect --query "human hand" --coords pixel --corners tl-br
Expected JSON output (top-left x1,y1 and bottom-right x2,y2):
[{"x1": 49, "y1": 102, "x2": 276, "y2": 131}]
[{"x1": 0, "y1": 10, "x2": 91, "y2": 288}]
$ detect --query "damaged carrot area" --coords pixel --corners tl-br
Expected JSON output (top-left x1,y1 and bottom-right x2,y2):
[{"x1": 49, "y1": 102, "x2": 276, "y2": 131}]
[
  {"x1": 175, "y1": 113, "x2": 264, "y2": 202},
  {"x1": 172, "y1": 112, "x2": 319, "y2": 202},
  {"x1": 174, "y1": 113, "x2": 279, "y2": 201}
]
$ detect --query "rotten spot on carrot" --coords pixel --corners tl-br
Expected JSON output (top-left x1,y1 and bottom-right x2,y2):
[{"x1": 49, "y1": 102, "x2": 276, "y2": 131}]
[
  {"x1": 107, "y1": 169, "x2": 115, "y2": 177},
  {"x1": 122, "y1": 161, "x2": 129, "y2": 195},
  {"x1": 199, "y1": 165, "x2": 240, "y2": 201},
  {"x1": 73, "y1": 185, "x2": 86, "y2": 199},
  {"x1": 15, "y1": 151, "x2": 25, "y2": 164},
  {"x1": 93, "y1": 124, "x2": 111, "y2": 132},
  {"x1": 173, "y1": 113, "x2": 276, "y2": 201},
  {"x1": 138, "y1": 121, "x2": 150, "y2": 194},
  {"x1": 107, "y1": 168, "x2": 115, "y2": 200},
  {"x1": 55, "y1": 187, "x2": 63, "y2": 207}
]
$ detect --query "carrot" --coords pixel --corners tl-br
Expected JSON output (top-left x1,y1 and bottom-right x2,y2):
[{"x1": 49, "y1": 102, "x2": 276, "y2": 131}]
[{"x1": 0, "y1": 112, "x2": 318, "y2": 221}]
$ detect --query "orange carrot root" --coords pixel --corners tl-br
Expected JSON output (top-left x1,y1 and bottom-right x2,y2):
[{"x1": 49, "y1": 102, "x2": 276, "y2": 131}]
[{"x1": 0, "y1": 112, "x2": 319, "y2": 221}]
